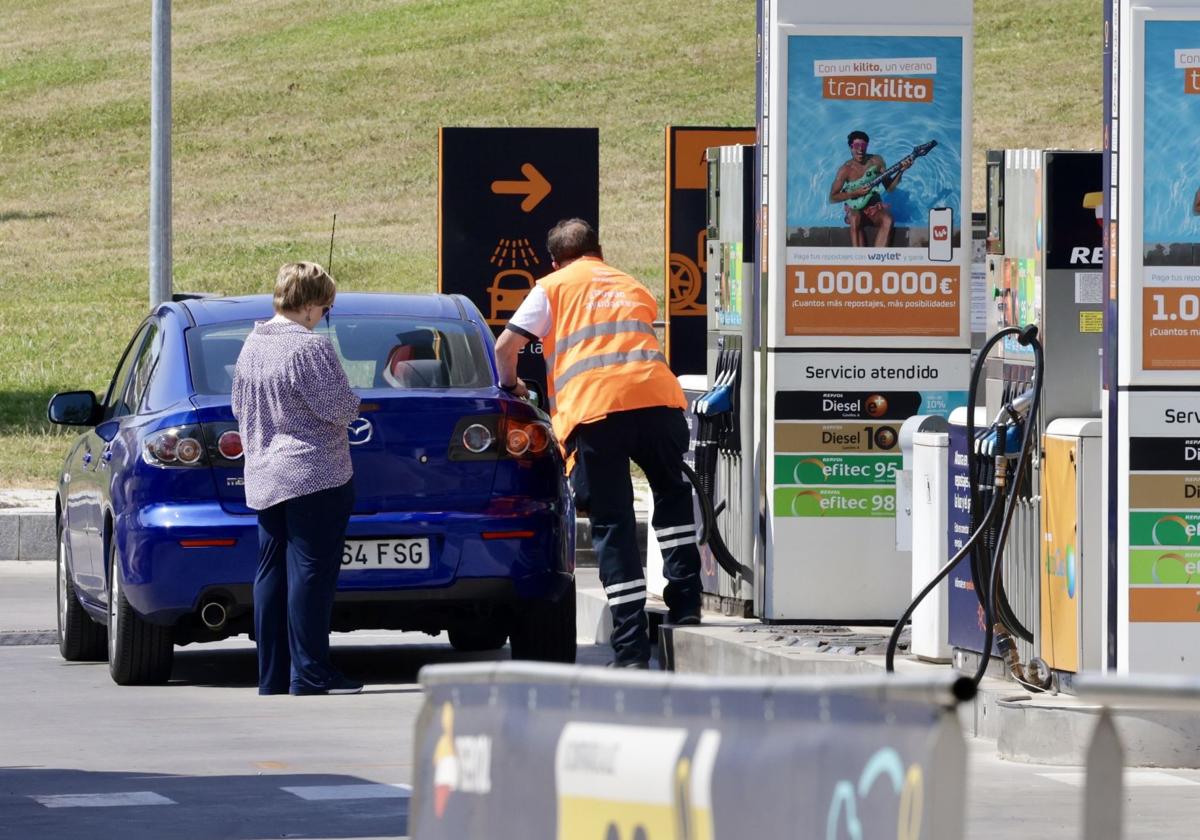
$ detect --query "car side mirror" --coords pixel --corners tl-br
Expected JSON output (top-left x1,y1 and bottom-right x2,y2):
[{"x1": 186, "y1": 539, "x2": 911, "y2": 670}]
[{"x1": 47, "y1": 391, "x2": 100, "y2": 426}]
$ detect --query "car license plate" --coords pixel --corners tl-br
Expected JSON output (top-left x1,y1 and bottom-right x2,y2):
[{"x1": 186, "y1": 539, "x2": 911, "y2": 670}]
[{"x1": 341, "y1": 538, "x2": 430, "y2": 570}]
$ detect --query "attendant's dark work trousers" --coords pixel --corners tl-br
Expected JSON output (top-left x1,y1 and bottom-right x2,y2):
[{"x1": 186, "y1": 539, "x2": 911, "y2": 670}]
[
  {"x1": 570, "y1": 406, "x2": 702, "y2": 666},
  {"x1": 254, "y1": 480, "x2": 355, "y2": 694}
]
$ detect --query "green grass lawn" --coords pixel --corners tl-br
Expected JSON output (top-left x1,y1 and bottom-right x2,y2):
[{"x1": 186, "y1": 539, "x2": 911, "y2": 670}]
[{"x1": 0, "y1": 0, "x2": 1102, "y2": 487}]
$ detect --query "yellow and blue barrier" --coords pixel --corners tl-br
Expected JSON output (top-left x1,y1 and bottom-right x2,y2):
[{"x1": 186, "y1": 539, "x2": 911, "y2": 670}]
[{"x1": 411, "y1": 662, "x2": 973, "y2": 839}]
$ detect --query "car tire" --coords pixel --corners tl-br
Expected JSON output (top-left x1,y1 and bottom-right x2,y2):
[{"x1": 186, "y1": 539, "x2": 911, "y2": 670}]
[
  {"x1": 56, "y1": 514, "x2": 106, "y2": 662},
  {"x1": 509, "y1": 578, "x2": 577, "y2": 664},
  {"x1": 448, "y1": 626, "x2": 509, "y2": 652},
  {"x1": 107, "y1": 542, "x2": 174, "y2": 685}
]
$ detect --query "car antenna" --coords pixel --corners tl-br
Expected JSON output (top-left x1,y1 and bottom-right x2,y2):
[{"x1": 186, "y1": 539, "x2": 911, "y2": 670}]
[
  {"x1": 325, "y1": 213, "x2": 336, "y2": 327},
  {"x1": 327, "y1": 213, "x2": 337, "y2": 274}
]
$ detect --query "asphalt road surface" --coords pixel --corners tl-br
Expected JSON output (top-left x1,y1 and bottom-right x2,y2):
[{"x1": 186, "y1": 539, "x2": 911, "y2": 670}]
[
  {"x1": 0, "y1": 559, "x2": 612, "y2": 840},
  {"x1": 4, "y1": 563, "x2": 1200, "y2": 839}
]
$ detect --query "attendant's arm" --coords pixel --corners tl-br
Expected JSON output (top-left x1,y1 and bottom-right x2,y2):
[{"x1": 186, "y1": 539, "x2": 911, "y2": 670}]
[{"x1": 494, "y1": 329, "x2": 529, "y2": 396}]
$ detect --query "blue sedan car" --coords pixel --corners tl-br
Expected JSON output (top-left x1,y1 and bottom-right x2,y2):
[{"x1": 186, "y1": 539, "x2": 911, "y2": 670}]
[{"x1": 48, "y1": 293, "x2": 576, "y2": 685}]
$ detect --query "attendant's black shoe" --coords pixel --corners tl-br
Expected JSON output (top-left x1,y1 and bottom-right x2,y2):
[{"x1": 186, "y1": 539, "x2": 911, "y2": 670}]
[
  {"x1": 672, "y1": 613, "x2": 702, "y2": 627},
  {"x1": 291, "y1": 675, "x2": 364, "y2": 696},
  {"x1": 606, "y1": 660, "x2": 650, "y2": 669}
]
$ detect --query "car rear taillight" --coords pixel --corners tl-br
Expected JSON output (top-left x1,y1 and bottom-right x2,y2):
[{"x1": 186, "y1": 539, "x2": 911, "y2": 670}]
[
  {"x1": 217, "y1": 430, "x2": 243, "y2": 460},
  {"x1": 144, "y1": 426, "x2": 207, "y2": 467},
  {"x1": 144, "y1": 422, "x2": 246, "y2": 468},
  {"x1": 504, "y1": 419, "x2": 552, "y2": 457},
  {"x1": 505, "y1": 427, "x2": 531, "y2": 456},
  {"x1": 449, "y1": 415, "x2": 555, "y2": 461},
  {"x1": 462, "y1": 423, "x2": 495, "y2": 454}
]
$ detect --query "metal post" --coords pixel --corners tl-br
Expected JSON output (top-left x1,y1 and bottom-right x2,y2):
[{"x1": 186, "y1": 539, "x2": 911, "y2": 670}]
[{"x1": 149, "y1": 0, "x2": 173, "y2": 309}]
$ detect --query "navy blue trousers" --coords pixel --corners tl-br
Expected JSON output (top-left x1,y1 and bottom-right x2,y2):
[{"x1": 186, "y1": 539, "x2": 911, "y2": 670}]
[
  {"x1": 254, "y1": 480, "x2": 355, "y2": 694},
  {"x1": 570, "y1": 407, "x2": 702, "y2": 666}
]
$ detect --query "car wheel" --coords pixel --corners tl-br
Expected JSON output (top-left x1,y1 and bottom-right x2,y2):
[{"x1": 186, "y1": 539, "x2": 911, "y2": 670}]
[
  {"x1": 509, "y1": 579, "x2": 576, "y2": 664},
  {"x1": 56, "y1": 514, "x2": 106, "y2": 662},
  {"x1": 107, "y1": 542, "x2": 174, "y2": 685},
  {"x1": 448, "y1": 626, "x2": 508, "y2": 652}
]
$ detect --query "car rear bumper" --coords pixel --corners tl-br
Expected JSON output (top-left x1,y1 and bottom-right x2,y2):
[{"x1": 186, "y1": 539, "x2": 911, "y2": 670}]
[{"x1": 117, "y1": 500, "x2": 574, "y2": 625}]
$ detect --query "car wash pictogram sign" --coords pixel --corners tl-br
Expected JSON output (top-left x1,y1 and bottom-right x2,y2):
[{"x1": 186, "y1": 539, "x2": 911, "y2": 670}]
[{"x1": 438, "y1": 127, "x2": 600, "y2": 393}]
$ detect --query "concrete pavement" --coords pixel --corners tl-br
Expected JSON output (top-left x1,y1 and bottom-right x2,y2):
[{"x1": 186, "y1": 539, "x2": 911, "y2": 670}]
[{"x1": 5, "y1": 561, "x2": 1200, "y2": 839}]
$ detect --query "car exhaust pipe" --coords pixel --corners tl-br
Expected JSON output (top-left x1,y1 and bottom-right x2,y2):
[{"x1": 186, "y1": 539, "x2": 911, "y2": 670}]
[{"x1": 200, "y1": 599, "x2": 228, "y2": 631}]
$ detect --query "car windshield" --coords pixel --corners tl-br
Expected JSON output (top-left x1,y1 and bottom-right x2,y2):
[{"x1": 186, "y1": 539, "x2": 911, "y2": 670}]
[{"x1": 186, "y1": 315, "x2": 493, "y2": 394}]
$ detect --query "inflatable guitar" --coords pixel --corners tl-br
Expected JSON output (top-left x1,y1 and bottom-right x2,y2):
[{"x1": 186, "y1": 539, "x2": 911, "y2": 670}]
[{"x1": 844, "y1": 139, "x2": 938, "y2": 211}]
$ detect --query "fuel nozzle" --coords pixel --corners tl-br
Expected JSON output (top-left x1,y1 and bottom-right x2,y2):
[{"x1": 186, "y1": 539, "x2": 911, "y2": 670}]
[
  {"x1": 996, "y1": 376, "x2": 1037, "y2": 425},
  {"x1": 994, "y1": 626, "x2": 1054, "y2": 691},
  {"x1": 994, "y1": 626, "x2": 1022, "y2": 673}
]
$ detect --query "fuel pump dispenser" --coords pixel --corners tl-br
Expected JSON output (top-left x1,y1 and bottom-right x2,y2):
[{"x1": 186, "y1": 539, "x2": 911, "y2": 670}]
[
  {"x1": 647, "y1": 145, "x2": 757, "y2": 614},
  {"x1": 943, "y1": 149, "x2": 1107, "y2": 684},
  {"x1": 695, "y1": 144, "x2": 757, "y2": 611},
  {"x1": 651, "y1": 0, "x2": 976, "y2": 624}
]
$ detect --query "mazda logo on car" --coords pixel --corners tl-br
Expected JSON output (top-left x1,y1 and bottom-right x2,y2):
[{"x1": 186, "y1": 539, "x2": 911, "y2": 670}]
[{"x1": 348, "y1": 417, "x2": 373, "y2": 446}]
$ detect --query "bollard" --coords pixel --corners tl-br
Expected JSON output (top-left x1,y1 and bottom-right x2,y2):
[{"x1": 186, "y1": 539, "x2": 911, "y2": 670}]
[{"x1": 1075, "y1": 674, "x2": 1200, "y2": 840}]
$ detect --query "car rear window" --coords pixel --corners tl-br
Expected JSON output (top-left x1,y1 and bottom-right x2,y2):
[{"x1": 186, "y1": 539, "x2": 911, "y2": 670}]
[{"x1": 186, "y1": 316, "x2": 493, "y2": 394}]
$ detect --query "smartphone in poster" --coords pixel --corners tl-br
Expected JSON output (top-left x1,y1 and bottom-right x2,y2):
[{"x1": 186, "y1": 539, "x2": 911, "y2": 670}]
[
  {"x1": 785, "y1": 34, "x2": 966, "y2": 338},
  {"x1": 1141, "y1": 20, "x2": 1200, "y2": 370}
]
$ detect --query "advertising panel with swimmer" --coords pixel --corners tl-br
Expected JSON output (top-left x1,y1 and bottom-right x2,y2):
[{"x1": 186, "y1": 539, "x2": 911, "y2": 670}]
[
  {"x1": 1141, "y1": 20, "x2": 1200, "y2": 370},
  {"x1": 784, "y1": 34, "x2": 968, "y2": 339}
]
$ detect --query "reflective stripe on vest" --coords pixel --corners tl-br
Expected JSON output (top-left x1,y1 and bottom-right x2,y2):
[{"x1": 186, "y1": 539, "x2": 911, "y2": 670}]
[
  {"x1": 554, "y1": 319, "x2": 657, "y2": 357},
  {"x1": 554, "y1": 348, "x2": 668, "y2": 393}
]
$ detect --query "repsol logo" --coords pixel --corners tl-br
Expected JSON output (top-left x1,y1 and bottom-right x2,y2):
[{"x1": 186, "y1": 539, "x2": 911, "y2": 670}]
[{"x1": 1069, "y1": 246, "x2": 1104, "y2": 265}]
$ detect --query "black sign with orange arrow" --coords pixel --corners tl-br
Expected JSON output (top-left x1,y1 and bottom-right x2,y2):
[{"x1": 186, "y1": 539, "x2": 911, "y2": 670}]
[{"x1": 439, "y1": 127, "x2": 599, "y2": 393}]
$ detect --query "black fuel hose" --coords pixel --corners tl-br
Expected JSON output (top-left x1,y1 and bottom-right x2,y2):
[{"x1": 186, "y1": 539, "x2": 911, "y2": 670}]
[
  {"x1": 971, "y1": 328, "x2": 1044, "y2": 687},
  {"x1": 967, "y1": 328, "x2": 1034, "y2": 643},
  {"x1": 885, "y1": 481, "x2": 1005, "y2": 673},
  {"x1": 681, "y1": 461, "x2": 748, "y2": 580},
  {"x1": 886, "y1": 325, "x2": 1044, "y2": 689}
]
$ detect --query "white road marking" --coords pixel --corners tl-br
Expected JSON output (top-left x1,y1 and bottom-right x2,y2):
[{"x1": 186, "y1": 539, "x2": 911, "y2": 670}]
[
  {"x1": 1038, "y1": 770, "x2": 1200, "y2": 788},
  {"x1": 281, "y1": 783, "x2": 412, "y2": 801},
  {"x1": 32, "y1": 792, "x2": 177, "y2": 808}
]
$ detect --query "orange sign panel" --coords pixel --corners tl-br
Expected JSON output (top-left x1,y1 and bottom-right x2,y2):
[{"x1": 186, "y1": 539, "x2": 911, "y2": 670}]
[
  {"x1": 785, "y1": 264, "x2": 959, "y2": 336},
  {"x1": 1142, "y1": 287, "x2": 1200, "y2": 369},
  {"x1": 672, "y1": 129, "x2": 755, "y2": 190},
  {"x1": 1130, "y1": 588, "x2": 1200, "y2": 622}
]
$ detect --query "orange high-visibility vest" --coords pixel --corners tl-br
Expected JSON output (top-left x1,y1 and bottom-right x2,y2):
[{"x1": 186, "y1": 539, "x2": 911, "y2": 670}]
[{"x1": 540, "y1": 256, "x2": 686, "y2": 450}]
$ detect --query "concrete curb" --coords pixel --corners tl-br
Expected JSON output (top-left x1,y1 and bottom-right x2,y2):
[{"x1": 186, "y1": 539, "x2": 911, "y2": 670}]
[
  {"x1": 996, "y1": 695, "x2": 1200, "y2": 767},
  {"x1": 661, "y1": 624, "x2": 1183, "y2": 765},
  {"x1": 0, "y1": 509, "x2": 55, "y2": 562}
]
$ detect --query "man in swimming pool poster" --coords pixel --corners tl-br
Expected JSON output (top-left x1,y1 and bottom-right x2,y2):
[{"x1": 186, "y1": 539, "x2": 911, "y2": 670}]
[{"x1": 828, "y1": 131, "x2": 913, "y2": 248}]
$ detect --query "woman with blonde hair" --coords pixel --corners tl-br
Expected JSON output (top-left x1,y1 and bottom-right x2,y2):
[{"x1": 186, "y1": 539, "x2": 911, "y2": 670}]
[{"x1": 232, "y1": 262, "x2": 363, "y2": 695}]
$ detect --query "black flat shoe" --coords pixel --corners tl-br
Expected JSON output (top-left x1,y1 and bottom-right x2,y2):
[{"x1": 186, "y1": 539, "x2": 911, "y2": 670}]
[{"x1": 291, "y1": 676, "x2": 364, "y2": 695}]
